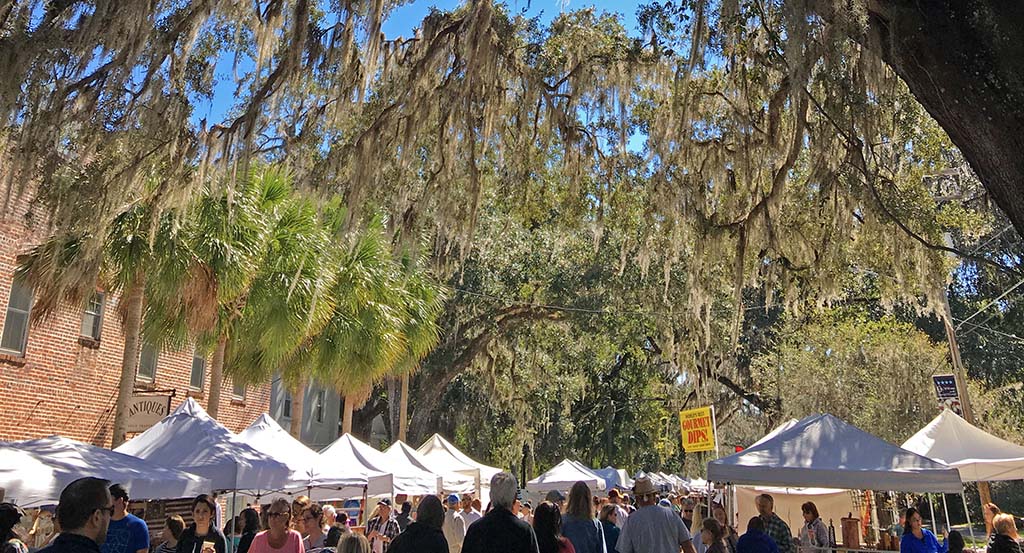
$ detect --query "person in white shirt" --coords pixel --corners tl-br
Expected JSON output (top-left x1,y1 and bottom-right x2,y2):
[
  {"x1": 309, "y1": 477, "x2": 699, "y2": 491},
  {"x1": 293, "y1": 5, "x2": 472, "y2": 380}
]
[
  {"x1": 461, "y1": 495, "x2": 482, "y2": 528},
  {"x1": 441, "y1": 495, "x2": 465, "y2": 553},
  {"x1": 608, "y1": 489, "x2": 630, "y2": 529}
]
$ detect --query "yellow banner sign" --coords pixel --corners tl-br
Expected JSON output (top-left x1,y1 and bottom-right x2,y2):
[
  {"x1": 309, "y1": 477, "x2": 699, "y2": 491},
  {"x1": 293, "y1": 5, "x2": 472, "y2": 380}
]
[{"x1": 679, "y1": 406, "x2": 716, "y2": 453}]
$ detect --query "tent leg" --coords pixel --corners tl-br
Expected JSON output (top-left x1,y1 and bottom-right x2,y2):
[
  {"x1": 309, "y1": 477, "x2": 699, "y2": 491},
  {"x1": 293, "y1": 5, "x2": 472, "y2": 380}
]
[
  {"x1": 928, "y1": 493, "x2": 938, "y2": 534},
  {"x1": 230, "y1": 490, "x2": 237, "y2": 553},
  {"x1": 941, "y1": 494, "x2": 951, "y2": 536},
  {"x1": 960, "y1": 492, "x2": 976, "y2": 545}
]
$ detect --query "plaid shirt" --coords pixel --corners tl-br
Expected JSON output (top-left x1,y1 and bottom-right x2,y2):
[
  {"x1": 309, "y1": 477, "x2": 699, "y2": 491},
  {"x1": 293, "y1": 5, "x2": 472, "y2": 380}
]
[
  {"x1": 762, "y1": 513, "x2": 796, "y2": 553},
  {"x1": 366, "y1": 515, "x2": 401, "y2": 552}
]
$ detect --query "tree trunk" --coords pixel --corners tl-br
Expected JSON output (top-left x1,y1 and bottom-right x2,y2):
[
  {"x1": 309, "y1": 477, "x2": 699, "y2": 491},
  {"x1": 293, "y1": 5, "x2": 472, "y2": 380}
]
[
  {"x1": 289, "y1": 377, "x2": 306, "y2": 439},
  {"x1": 342, "y1": 395, "x2": 354, "y2": 435},
  {"x1": 398, "y1": 372, "x2": 409, "y2": 442},
  {"x1": 857, "y1": 2, "x2": 1024, "y2": 236},
  {"x1": 111, "y1": 274, "x2": 146, "y2": 447},
  {"x1": 207, "y1": 334, "x2": 228, "y2": 419},
  {"x1": 387, "y1": 377, "x2": 398, "y2": 442}
]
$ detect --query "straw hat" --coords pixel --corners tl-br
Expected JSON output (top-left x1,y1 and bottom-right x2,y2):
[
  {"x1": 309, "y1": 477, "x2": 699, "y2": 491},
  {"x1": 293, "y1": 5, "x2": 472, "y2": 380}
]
[{"x1": 633, "y1": 477, "x2": 658, "y2": 497}]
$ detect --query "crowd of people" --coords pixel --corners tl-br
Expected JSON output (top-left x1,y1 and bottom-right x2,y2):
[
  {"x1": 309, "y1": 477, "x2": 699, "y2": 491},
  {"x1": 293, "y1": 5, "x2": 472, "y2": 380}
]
[{"x1": 1, "y1": 476, "x2": 1020, "y2": 553}]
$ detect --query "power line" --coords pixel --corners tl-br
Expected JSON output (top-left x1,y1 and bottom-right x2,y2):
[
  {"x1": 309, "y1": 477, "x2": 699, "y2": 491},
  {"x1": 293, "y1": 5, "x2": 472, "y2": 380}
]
[{"x1": 955, "y1": 277, "x2": 1024, "y2": 330}]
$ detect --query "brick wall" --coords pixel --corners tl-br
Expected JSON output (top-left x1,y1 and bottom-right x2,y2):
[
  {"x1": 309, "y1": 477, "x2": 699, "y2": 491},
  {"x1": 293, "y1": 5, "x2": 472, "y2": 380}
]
[{"x1": 0, "y1": 187, "x2": 271, "y2": 447}]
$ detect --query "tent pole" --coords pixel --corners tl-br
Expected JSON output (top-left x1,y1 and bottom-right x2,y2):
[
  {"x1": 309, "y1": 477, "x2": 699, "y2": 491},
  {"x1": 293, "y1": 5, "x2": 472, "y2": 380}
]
[
  {"x1": 230, "y1": 490, "x2": 237, "y2": 553},
  {"x1": 960, "y1": 492, "x2": 976, "y2": 544},
  {"x1": 941, "y1": 494, "x2": 951, "y2": 536},
  {"x1": 928, "y1": 493, "x2": 937, "y2": 533}
]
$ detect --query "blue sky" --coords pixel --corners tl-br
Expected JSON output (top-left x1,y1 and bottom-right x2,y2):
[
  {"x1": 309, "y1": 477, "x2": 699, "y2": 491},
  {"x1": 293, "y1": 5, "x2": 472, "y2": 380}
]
[{"x1": 198, "y1": 1, "x2": 645, "y2": 123}]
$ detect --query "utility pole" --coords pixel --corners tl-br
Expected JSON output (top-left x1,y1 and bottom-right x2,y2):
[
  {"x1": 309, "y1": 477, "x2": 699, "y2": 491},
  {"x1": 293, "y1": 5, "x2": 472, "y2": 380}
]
[{"x1": 938, "y1": 292, "x2": 993, "y2": 507}]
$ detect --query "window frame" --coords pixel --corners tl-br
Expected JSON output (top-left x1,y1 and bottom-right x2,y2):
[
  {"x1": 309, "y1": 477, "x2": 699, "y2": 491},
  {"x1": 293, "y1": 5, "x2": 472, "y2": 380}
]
[
  {"x1": 282, "y1": 391, "x2": 292, "y2": 419},
  {"x1": 0, "y1": 278, "x2": 34, "y2": 355},
  {"x1": 80, "y1": 292, "x2": 105, "y2": 341},
  {"x1": 189, "y1": 354, "x2": 206, "y2": 391},
  {"x1": 232, "y1": 378, "x2": 246, "y2": 400},
  {"x1": 137, "y1": 342, "x2": 159, "y2": 382},
  {"x1": 314, "y1": 389, "x2": 326, "y2": 423}
]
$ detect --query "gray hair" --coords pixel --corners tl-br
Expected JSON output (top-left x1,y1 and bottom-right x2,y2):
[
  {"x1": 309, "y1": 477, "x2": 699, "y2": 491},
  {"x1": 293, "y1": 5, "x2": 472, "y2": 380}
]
[
  {"x1": 489, "y1": 472, "x2": 518, "y2": 509},
  {"x1": 322, "y1": 505, "x2": 336, "y2": 517}
]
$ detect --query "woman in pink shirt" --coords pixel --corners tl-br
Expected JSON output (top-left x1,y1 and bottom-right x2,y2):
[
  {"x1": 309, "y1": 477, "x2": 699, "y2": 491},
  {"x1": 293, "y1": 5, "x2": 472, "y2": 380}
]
[{"x1": 249, "y1": 499, "x2": 305, "y2": 553}]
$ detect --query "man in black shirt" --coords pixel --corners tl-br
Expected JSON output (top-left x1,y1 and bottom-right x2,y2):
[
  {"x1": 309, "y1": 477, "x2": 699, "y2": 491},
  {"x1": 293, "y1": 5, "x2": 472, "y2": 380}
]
[
  {"x1": 461, "y1": 472, "x2": 539, "y2": 553},
  {"x1": 39, "y1": 477, "x2": 114, "y2": 553}
]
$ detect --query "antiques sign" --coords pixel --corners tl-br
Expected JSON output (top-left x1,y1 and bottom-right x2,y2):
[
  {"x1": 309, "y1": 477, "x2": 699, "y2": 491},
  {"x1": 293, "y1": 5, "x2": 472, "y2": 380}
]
[{"x1": 126, "y1": 394, "x2": 172, "y2": 433}]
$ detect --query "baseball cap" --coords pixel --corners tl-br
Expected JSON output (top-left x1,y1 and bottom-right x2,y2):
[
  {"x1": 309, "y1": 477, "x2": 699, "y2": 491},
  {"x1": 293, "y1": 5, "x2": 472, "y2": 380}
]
[
  {"x1": 378, "y1": 498, "x2": 392, "y2": 507},
  {"x1": 446, "y1": 494, "x2": 460, "y2": 505},
  {"x1": 545, "y1": 490, "x2": 566, "y2": 502}
]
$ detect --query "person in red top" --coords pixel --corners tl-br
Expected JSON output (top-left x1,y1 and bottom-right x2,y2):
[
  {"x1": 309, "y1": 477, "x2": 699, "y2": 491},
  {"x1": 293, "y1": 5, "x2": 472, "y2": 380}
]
[
  {"x1": 534, "y1": 502, "x2": 576, "y2": 553},
  {"x1": 248, "y1": 499, "x2": 304, "y2": 553}
]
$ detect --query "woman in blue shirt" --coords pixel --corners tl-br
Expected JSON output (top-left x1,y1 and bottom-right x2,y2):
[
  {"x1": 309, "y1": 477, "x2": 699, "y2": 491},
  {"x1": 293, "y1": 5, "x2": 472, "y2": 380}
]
[{"x1": 900, "y1": 508, "x2": 948, "y2": 553}]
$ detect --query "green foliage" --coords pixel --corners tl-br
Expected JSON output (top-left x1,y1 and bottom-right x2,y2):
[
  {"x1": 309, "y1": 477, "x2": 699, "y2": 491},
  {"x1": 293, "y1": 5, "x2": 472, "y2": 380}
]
[{"x1": 751, "y1": 311, "x2": 949, "y2": 444}]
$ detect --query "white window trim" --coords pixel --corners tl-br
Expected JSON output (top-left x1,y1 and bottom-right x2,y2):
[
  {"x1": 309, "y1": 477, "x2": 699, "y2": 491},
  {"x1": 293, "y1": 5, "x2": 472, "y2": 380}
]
[
  {"x1": 0, "y1": 279, "x2": 33, "y2": 355},
  {"x1": 189, "y1": 354, "x2": 206, "y2": 391},
  {"x1": 80, "y1": 292, "x2": 105, "y2": 340},
  {"x1": 137, "y1": 342, "x2": 158, "y2": 383}
]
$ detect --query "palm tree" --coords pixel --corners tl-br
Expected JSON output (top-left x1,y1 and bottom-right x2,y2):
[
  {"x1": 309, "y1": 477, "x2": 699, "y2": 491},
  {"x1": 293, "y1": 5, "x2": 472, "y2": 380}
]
[
  {"x1": 282, "y1": 217, "x2": 447, "y2": 437},
  {"x1": 147, "y1": 167, "x2": 329, "y2": 419},
  {"x1": 17, "y1": 202, "x2": 188, "y2": 446}
]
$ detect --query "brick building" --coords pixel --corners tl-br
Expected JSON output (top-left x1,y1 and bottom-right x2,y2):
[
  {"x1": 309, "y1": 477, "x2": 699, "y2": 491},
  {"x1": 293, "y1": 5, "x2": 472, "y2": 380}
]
[{"x1": 0, "y1": 188, "x2": 271, "y2": 447}]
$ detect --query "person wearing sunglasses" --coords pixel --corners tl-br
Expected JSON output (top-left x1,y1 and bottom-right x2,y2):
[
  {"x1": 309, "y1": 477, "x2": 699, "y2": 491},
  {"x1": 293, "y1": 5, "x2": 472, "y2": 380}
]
[
  {"x1": 249, "y1": 499, "x2": 304, "y2": 553},
  {"x1": 39, "y1": 477, "x2": 114, "y2": 553}
]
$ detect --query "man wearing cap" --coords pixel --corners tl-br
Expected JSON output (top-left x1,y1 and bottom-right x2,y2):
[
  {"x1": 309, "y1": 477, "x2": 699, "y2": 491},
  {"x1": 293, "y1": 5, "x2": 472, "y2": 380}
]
[
  {"x1": 608, "y1": 490, "x2": 629, "y2": 529},
  {"x1": 616, "y1": 477, "x2": 697, "y2": 553},
  {"x1": 461, "y1": 472, "x2": 539, "y2": 553},
  {"x1": 682, "y1": 498, "x2": 696, "y2": 530},
  {"x1": 442, "y1": 495, "x2": 465, "y2": 553},
  {"x1": 100, "y1": 485, "x2": 149, "y2": 553},
  {"x1": 39, "y1": 477, "x2": 114, "y2": 553},
  {"x1": 366, "y1": 499, "x2": 400, "y2": 553},
  {"x1": 544, "y1": 490, "x2": 566, "y2": 512}
]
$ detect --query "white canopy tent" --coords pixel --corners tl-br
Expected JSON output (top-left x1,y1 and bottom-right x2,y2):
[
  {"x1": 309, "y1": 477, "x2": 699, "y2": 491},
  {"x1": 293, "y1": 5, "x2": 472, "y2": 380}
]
[
  {"x1": 383, "y1": 441, "x2": 476, "y2": 494},
  {"x1": 902, "y1": 409, "x2": 1024, "y2": 482},
  {"x1": 734, "y1": 485, "x2": 856, "y2": 538},
  {"x1": 0, "y1": 436, "x2": 211, "y2": 507},
  {"x1": 751, "y1": 419, "x2": 799, "y2": 448},
  {"x1": 634, "y1": 471, "x2": 675, "y2": 493},
  {"x1": 707, "y1": 414, "x2": 963, "y2": 493},
  {"x1": 115, "y1": 398, "x2": 290, "y2": 493},
  {"x1": 319, "y1": 434, "x2": 438, "y2": 496},
  {"x1": 592, "y1": 466, "x2": 633, "y2": 491},
  {"x1": 235, "y1": 414, "x2": 367, "y2": 497},
  {"x1": 527, "y1": 459, "x2": 607, "y2": 494},
  {"x1": 417, "y1": 434, "x2": 503, "y2": 498}
]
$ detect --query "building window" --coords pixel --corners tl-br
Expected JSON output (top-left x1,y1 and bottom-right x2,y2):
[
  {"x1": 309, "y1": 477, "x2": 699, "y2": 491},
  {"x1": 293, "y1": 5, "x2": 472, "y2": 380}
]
[
  {"x1": 282, "y1": 391, "x2": 292, "y2": 419},
  {"x1": 80, "y1": 292, "x2": 104, "y2": 340},
  {"x1": 190, "y1": 354, "x2": 206, "y2": 390},
  {"x1": 232, "y1": 379, "x2": 245, "y2": 400},
  {"x1": 137, "y1": 343, "x2": 159, "y2": 382},
  {"x1": 0, "y1": 278, "x2": 33, "y2": 355},
  {"x1": 314, "y1": 389, "x2": 326, "y2": 423}
]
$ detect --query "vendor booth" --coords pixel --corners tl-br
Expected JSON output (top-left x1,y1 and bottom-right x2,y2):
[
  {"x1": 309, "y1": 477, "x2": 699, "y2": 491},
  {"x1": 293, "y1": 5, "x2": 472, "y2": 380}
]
[
  {"x1": 115, "y1": 398, "x2": 290, "y2": 493},
  {"x1": 319, "y1": 433, "x2": 437, "y2": 497},
  {"x1": 526, "y1": 459, "x2": 606, "y2": 494},
  {"x1": 236, "y1": 414, "x2": 368, "y2": 498},
  {"x1": 417, "y1": 433, "x2": 502, "y2": 498},
  {"x1": 0, "y1": 435, "x2": 211, "y2": 506},
  {"x1": 383, "y1": 440, "x2": 476, "y2": 494},
  {"x1": 709, "y1": 414, "x2": 963, "y2": 548},
  {"x1": 902, "y1": 409, "x2": 1024, "y2": 482}
]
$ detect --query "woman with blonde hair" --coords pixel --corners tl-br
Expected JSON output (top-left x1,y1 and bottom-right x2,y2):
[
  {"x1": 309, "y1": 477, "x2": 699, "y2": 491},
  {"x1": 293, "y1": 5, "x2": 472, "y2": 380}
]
[
  {"x1": 248, "y1": 498, "x2": 304, "y2": 553},
  {"x1": 987, "y1": 514, "x2": 1021, "y2": 553},
  {"x1": 561, "y1": 482, "x2": 606, "y2": 553},
  {"x1": 984, "y1": 504, "x2": 1003, "y2": 541},
  {"x1": 336, "y1": 534, "x2": 370, "y2": 553}
]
